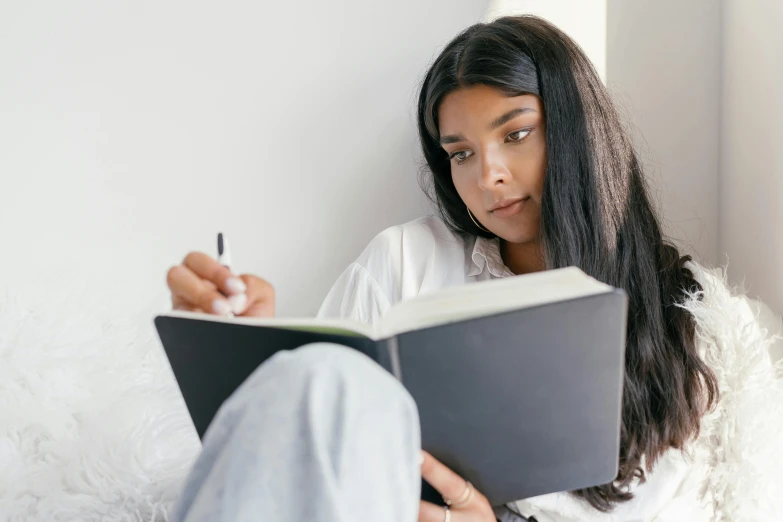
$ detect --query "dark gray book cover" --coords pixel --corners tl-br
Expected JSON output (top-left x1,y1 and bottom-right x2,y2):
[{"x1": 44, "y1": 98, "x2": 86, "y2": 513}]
[{"x1": 154, "y1": 288, "x2": 627, "y2": 506}]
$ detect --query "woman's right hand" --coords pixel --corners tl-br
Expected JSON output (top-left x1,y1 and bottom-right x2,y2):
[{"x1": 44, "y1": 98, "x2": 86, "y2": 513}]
[{"x1": 166, "y1": 252, "x2": 275, "y2": 318}]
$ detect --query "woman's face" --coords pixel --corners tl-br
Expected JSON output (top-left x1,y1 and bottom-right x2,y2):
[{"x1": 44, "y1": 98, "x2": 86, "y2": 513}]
[{"x1": 438, "y1": 85, "x2": 546, "y2": 244}]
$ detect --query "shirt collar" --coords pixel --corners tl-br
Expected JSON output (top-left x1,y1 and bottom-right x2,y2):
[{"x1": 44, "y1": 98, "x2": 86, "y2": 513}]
[{"x1": 468, "y1": 236, "x2": 515, "y2": 278}]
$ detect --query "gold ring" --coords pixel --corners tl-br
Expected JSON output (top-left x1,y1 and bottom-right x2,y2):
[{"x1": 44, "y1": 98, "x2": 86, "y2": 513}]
[
  {"x1": 444, "y1": 481, "x2": 474, "y2": 508},
  {"x1": 443, "y1": 505, "x2": 451, "y2": 522}
]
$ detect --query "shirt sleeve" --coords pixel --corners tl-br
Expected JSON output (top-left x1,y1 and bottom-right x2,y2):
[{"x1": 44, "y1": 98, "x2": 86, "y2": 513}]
[{"x1": 316, "y1": 262, "x2": 393, "y2": 327}]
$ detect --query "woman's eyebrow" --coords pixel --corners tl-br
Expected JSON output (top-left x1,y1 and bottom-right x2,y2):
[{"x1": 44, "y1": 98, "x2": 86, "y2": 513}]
[
  {"x1": 488, "y1": 107, "x2": 536, "y2": 130},
  {"x1": 439, "y1": 107, "x2": 536, "y2": 145},
  {"x1": 440, "y1": 134, "x2": 464, "y2": 145}
]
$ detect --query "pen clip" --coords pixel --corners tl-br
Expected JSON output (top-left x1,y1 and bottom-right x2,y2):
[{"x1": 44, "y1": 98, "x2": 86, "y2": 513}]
[{"x1": 217, "y1": 232, "x2": 232, "y2": 269}]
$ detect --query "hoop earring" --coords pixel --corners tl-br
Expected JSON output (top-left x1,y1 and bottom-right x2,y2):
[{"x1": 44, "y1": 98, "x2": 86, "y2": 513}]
[{"x1": 467, "y1": 205, "x2": 491, "y2": 233}]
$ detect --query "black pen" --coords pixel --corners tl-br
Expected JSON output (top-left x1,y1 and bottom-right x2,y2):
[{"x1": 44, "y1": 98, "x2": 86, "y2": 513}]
[
  {"x1": 217, "y1": 232, "x2": 232, "y2": 270},
  {"x1": 217, "y1": 232, "x2": 237, "y2": 317}
]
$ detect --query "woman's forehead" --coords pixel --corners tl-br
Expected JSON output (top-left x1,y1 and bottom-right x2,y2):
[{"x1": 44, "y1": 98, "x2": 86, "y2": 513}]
[{"x1": 438, "y1": 87, "x2": 543, "y2": 129}]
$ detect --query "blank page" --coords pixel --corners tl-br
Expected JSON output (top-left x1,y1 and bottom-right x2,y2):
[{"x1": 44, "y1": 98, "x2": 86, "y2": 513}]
[{"x1": 378, "y1": 267, "x2": 612, "y2": 338}]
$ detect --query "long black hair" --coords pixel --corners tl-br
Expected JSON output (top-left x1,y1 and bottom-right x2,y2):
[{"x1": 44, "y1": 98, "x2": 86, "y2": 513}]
[{"x1": 417, "y1": 15, "x2": 719, "y2": 511}]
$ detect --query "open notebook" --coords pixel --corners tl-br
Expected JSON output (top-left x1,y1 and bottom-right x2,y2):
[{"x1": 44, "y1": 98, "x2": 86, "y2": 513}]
[{"x1": 155, "y1": 266, "x2": 628, "y2": 505}]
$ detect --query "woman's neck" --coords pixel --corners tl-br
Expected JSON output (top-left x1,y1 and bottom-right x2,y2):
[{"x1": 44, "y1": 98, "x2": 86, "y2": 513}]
[{"x1": 499, "y1": 239, "x2": 546, "y2": 275}]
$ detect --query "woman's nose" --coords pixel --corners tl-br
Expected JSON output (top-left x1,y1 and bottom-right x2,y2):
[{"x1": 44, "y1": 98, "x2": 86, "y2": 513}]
[{"x1": 477, "y1": 152, "x2": 511, "y2": 190}]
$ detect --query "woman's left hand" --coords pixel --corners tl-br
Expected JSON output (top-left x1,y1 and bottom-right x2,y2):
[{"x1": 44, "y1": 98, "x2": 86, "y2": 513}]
[{"x1": 418, "y1": 450, "x2": 496, "y2": 522}]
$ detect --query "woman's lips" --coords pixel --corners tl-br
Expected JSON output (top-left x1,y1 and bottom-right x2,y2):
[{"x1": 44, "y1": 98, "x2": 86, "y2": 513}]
[{"x1": 489, "y1": 197, "x2": 529, "y2": 217}]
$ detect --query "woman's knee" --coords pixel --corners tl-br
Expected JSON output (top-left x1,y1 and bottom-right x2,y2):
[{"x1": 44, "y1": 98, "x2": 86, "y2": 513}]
[
  {"x1": 234, "y1": 343, "x2": 416, "y2": 414},
  {"x1": 292, "y1": 342, "x2": 388, "y2": 378}
]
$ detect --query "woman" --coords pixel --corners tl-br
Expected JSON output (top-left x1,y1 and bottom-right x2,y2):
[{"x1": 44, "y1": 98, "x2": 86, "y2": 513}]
[{"x1": 165, "y1": 16, "x2": 782, "y2": 522}]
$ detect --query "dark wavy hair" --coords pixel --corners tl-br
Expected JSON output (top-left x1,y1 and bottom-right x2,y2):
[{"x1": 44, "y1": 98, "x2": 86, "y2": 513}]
[{"x1": 416, "y1": 15, "x2": 719, "y2": 512}]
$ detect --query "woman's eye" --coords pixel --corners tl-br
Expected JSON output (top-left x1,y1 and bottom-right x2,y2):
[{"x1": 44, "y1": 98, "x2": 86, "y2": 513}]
[
  {"x1": 507, "y1": 129, "x2": 531, "y2": 142},
  {"x1": 449, "y1": 150, "x2": 473, "y2": 164}
]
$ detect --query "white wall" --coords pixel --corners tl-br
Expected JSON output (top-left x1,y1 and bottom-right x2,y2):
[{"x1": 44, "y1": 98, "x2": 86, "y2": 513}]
[
  {"x1": 721, "y1": 0, "x2": 783, "y2": 313},
  {"x1": 484, "y1": 0, "x2": 607, "y2": 82},
  {"x1": 0, "y1": 0, "x2": 486, "y2": 318},
  {"x1": 3, "y1": 1, "x2": 776, "y2": 319},
  {"x1": 607, "y1": 0, "x2": 721, "y2": 266}
]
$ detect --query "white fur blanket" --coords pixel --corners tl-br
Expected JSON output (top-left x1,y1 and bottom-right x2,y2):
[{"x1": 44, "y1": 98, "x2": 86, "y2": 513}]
[
  {"x1": 0, "y1": 278, "x2": 200, "y2": 521},
  {"x1": 684, "y1": 263, "x2": 783, "y2": 521},
  {"x1": 1, "y1": 266, "x2": 781, "y2": 521}
]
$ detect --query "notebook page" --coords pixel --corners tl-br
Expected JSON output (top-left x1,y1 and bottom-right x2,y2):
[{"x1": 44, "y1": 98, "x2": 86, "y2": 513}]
[
  {"x1": 377, "y1": 267, "x2": 612, "y2": 338},
  {"x1": 162, "y1": 310, "x2": 378, "y2": 339}
]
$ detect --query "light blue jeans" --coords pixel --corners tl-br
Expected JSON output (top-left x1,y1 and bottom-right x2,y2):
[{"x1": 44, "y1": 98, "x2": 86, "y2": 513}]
[
  {"x1": 171, "y1": 343, "x2": 421, "y2": 522},
  {"x1": 170, "y1": 343, "x2": 527, "y2": 522}
]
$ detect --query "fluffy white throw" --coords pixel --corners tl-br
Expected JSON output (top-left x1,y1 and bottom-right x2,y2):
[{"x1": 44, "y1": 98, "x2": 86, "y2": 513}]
[
  {"x1": 0, "y1": 283, "x2": 200, "y2": 521},
  {"x1": 1, "y1": 264, "x2": 781, "y2": 521},
  {"x1": 684, "y1": 263, "x2": 783, "y2": 521}
]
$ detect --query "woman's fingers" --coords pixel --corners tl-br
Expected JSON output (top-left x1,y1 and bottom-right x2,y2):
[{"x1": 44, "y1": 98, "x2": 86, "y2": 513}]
[
  {"x1": 419, "y1": 452, "x2": 494, "y2": 521},
  {"x1": 419, "y1": 499, "x2": 494, "y2": 522},
  {"x1": 418, "y1": 500, "x2": 448, "y2": 522},
  {"x1": 421, "y1": 451, "x2": 474, "y2": 506},
  {"x1": 167, "y1": 264, "x2": 232, "y2": 315},
  {"x1": 171, "y1": 294, "x2": 203, "y2": 313},
  {"x1": 183, "y1": 251, "x2": 246, "y2": 296},
  {"x1": 239, "y1": 274, "x2": 275, "y2": 317},
  {"x1": 167, "y1": 252, "x2": 276, "y2": 318}
]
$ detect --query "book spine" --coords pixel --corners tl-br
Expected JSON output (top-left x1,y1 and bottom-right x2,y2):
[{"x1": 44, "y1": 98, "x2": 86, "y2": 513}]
[
  {"x1": 387, "y1": 335, "x2": 402, "y2": 382},
  {"x1": 377, "y1": 336, "x2": 403, "y2": 382}
]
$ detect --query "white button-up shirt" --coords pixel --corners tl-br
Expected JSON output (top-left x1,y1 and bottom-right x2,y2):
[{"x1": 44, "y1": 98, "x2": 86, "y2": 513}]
[
  {"x1": 317, "y1": 215, "x2": 704, "y2": 522},
  {"x1": 318, "y1": 215, "x2": 513, "y2": 323}
]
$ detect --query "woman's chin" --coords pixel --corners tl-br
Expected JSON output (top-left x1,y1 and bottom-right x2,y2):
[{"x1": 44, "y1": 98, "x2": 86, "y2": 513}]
[{"x1": 494, "y1": 227, "x2": 539, "y2": 246}]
